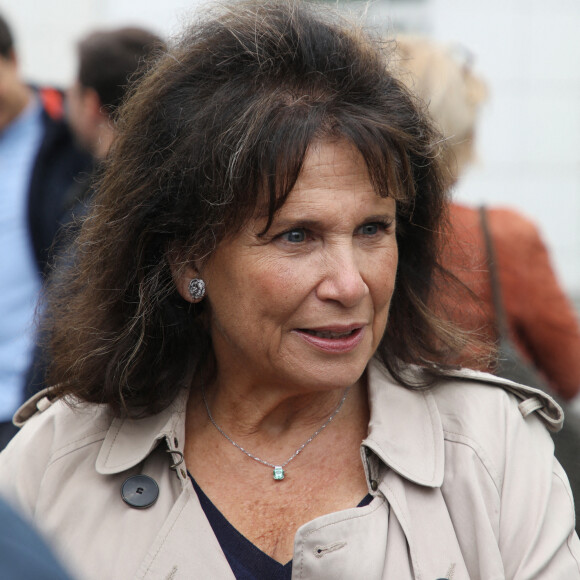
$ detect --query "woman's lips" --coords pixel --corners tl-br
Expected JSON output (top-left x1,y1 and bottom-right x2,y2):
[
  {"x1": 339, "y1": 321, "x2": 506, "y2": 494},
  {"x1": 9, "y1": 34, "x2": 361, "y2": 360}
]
[{"x1": 293, "y1": 325, "x2": 366, "y2": 353}]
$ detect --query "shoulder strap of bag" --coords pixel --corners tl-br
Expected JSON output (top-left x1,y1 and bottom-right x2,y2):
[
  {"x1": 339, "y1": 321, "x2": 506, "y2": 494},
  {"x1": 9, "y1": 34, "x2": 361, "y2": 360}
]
[
  {"x1": 478, "y1": 206, "x2": 510, "y2": 339},
  {"x1": 479, "y1": 206, "x2": 552, "y2": 392}
]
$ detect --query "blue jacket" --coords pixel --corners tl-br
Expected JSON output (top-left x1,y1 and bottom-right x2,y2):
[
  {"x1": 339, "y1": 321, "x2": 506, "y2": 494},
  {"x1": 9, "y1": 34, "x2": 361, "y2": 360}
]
[{"x1": 26, "y1": 88, "x2": 93, "y2": 277}]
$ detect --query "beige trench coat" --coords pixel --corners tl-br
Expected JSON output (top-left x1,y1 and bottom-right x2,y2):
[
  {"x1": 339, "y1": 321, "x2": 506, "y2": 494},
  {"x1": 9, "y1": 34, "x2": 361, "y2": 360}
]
[{"x1": 0, "y1": 359, "x2": 578, "y2": 579}]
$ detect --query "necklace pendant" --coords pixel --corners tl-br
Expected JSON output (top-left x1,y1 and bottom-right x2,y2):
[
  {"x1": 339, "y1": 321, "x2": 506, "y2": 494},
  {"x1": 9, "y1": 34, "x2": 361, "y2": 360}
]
[{"x1": 273, "y1": 466, "x2": 285, "y2": 480}]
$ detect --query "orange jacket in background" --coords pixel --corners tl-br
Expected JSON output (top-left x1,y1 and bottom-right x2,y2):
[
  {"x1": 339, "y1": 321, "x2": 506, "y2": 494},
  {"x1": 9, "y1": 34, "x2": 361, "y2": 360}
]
[{"x1": 440, "y1": 203, "x2": 580, "y2": 400}]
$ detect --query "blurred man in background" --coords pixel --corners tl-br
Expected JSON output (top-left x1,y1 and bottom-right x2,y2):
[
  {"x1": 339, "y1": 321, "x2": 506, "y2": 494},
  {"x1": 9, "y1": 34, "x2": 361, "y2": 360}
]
[
  {"x1": 0, "y1": 14, "x2": 91, "y2": 448},
  {"x1": 59, "y1": 26, "x2": 165, "y2": 218},
  {"x1": 68, "y1": 26, "x2": 164, "y2": 159},
  {"x1": 22, "y1": 26, "x2": 165, "y2": 411}
]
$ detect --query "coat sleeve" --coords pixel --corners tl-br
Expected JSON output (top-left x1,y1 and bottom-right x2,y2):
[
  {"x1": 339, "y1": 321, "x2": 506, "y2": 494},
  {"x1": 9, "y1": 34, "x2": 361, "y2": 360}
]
[{"x1": 498, "y1": 396, "x2": 580, "y2": 578}]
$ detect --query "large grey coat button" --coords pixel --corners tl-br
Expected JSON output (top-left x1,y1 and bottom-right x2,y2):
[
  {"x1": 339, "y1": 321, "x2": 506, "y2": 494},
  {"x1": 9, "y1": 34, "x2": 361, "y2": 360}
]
[{"x1": 121, "y1": 475, "x2": 159, "y2": 509}]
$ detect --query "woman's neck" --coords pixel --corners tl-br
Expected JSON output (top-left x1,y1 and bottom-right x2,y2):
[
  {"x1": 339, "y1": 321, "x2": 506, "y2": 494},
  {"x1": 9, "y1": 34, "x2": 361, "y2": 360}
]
[{"x1": 185, "y1": 372, "x2": 369, "y2": 466}]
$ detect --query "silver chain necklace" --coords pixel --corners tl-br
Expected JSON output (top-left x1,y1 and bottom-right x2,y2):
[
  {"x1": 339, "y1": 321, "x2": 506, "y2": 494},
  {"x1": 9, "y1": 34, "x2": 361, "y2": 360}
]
[{"x1": 203, "y1": 386, "x2": 351, "y2": 481}]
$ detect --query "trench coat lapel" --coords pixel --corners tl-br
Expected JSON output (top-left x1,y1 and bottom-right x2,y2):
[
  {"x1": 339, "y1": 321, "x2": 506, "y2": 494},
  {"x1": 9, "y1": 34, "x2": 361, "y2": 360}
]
[
  {"x1": 378, "y1": 472, "x2": 470, "y2": 580},
  {"x1": 365, "y1": 360, "x2": 470, "y2": 579},
  {"x1": 136, "y1": 486, "x2": 235, "y2": 580}
]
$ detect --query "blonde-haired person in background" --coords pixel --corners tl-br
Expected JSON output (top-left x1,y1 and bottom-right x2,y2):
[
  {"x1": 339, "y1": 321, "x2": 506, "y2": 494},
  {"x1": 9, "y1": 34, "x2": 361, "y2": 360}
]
[
  {"x1": 396, "y1": 36, "x2": 487, "y2": 189},
  {"x1": 396, "y1": 34, "x2": 580, "y2": 401}
]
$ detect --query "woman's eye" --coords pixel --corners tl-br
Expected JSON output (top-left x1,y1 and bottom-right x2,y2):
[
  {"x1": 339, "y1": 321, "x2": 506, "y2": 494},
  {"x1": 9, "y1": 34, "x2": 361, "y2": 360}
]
[
  {"x1": 280, "y1": 229, "x2": 306, "y2": 243},
  {"x1": 358, "y1": 222, "x2": 387, "y2": 236}
]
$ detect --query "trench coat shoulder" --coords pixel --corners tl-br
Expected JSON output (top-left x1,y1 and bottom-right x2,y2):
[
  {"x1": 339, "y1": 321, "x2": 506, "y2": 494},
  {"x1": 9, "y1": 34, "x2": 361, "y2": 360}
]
[
  {"x1": 0, "y1": 389, "x2": 113, "y2": 510},
  {"x1": 432, "y1": 366, "x2": 564, "y2": 432},
  {"x1": 11, "y1": 388, "x2": 114, "y2": 447},
  {"x1": 365, "y1": 360, "x2": 564, "y2": 491},
  {"x1": 370, "y1": 360, "x2": 563, "y2": 448},
  {"x1": 427, "y1": 367, "x2": 565, "y2": 493}
]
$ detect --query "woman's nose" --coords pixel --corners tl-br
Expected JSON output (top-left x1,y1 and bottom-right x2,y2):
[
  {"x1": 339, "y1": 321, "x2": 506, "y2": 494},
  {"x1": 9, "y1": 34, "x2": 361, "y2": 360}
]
[{"x1": 315, "y1": 245, "x2": 369, "y2": 307}]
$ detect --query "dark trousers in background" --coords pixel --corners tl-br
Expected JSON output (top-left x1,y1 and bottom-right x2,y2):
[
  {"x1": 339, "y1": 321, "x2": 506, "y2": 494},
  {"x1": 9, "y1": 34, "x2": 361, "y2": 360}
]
[{"x1": 0, "y1": 421, "x2": 19, "y2": 451}]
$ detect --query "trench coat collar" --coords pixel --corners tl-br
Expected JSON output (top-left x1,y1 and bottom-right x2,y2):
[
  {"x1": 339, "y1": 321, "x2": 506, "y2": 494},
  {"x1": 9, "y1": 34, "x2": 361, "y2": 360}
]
[
  {"x1": 93, "y1": 361, "x2": 445, "y2": 484},
  {"x1": 363, "y1": 358, "x2": 445, "y2": 488},
  {"x1": 93, "y1": 361, "x2": 448, "y2": 483},
  {"x1": 96, "y1": 389, "x2": 189, "y2": 475}
]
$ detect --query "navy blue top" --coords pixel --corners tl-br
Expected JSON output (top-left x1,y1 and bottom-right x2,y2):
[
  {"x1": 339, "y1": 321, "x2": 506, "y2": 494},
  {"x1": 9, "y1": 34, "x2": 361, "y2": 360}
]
[{"x1": 189, "y1": 473, "x2": 372, "y2": 580}]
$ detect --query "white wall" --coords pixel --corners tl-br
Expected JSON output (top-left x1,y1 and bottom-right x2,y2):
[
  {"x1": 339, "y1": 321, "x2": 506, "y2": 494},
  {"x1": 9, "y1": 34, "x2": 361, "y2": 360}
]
[
  {"x1": 3, "y1": 0, "x2": 579, "y2": 297},
  {"x1": 0, "y1": 0, "x2": 203, "y2": 86}
]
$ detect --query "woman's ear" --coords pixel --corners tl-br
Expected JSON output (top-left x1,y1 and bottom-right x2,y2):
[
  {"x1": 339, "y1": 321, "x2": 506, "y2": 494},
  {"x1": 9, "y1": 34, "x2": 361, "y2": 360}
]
[{"x1": 167, "y1": 250, "x2": 206, "y2": 303}]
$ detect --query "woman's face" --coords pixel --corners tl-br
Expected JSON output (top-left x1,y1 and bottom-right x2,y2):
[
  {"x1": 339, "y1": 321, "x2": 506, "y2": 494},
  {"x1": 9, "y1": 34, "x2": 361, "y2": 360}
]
[{"x1": 178, "y1": 139, "x2": 398, "y2": 394}]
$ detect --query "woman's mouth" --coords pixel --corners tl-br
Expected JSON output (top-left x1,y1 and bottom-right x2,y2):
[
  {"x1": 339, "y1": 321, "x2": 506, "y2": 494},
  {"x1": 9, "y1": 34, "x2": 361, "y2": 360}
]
[
  {"x1": 294, "y1": 326, "x2": 366, "y2": 353},
  {"x1": 302, "y1": 328, "x2": 357, "y2": 339}
]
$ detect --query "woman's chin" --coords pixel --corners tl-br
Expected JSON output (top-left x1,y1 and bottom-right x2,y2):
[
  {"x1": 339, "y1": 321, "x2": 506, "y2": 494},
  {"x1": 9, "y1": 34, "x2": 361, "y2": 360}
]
[{"x1": 284, "y1": 359, "x2": 368, "y2": 394}]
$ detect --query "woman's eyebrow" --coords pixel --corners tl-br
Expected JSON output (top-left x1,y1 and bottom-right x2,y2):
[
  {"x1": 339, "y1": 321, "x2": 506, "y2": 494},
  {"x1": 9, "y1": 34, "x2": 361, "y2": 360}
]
[
  {"x1": 270, "y1": 218, "x2": 323, "y2": 230},
  {"x1": 269, "y1": 212, "x2": 396, "y2": 231},
  {"x1": 363, "y1": 213, "x2": 397, "y2": 222}
]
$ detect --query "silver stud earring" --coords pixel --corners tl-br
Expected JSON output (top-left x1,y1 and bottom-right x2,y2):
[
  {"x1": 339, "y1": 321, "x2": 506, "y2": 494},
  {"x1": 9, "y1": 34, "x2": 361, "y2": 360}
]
[{"x1": 188, "y1": 278, "x2": 206, "y2": 302}]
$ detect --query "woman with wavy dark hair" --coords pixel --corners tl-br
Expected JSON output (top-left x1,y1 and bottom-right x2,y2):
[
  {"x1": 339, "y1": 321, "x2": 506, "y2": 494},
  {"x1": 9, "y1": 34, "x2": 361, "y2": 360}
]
[{"x1": 0, "y1": 2, "x2": 577, "y2": 579}]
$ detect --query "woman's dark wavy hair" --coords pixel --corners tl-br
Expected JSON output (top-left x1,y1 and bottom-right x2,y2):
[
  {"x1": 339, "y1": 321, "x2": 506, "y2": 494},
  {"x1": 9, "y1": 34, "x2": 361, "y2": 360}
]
[{"x1": 44, "y1": 0, "x2": 467, "y2": 416}]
